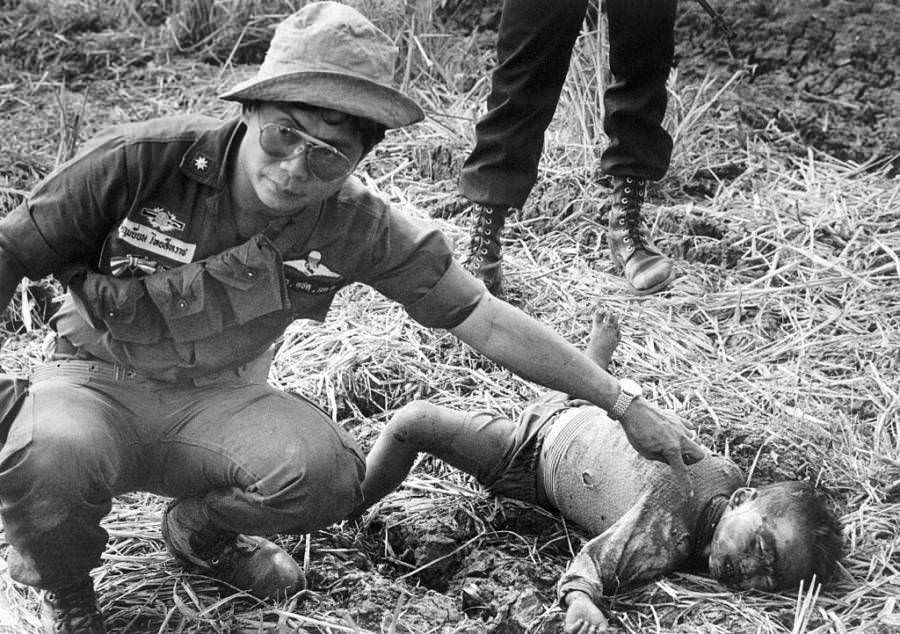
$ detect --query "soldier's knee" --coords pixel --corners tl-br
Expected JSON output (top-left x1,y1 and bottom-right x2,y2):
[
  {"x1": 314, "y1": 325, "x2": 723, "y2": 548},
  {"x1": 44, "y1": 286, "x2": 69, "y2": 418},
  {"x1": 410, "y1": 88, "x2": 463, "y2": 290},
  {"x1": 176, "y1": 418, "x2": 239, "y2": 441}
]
[
  {"x1": 262, "y1": 433, "x2": 365, "y2": 530},
  {"x1": 4, "y1": 422, "x2": 110, "y2": 487}
]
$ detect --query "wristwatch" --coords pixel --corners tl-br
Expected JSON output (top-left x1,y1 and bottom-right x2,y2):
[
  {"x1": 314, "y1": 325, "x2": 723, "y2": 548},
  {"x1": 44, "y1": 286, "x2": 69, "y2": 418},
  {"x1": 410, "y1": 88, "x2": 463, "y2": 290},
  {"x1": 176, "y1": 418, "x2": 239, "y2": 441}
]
[{"x1": 610, "y1": 378, "x2": 642, "y2": 420}]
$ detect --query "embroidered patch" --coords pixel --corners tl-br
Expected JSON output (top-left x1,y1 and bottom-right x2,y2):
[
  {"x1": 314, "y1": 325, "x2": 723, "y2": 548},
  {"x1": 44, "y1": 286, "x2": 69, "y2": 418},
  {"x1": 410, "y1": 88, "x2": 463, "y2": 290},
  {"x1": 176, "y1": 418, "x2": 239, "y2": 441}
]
[
  {"x1": 118, "y1": 218, "x2": 196, "y2": 263},
  {"x1": 286, "y1": 278, "x2": 341, "y2": 295},
  {"x1": 283, "y1": 250, "x2": 341, "y2": 279},
  {"x1": 140, "y1": 206, "x2": 186, "y2": 233},
  {"x1": 284, "y1": 251, "x2": 342, "y2": 295}
]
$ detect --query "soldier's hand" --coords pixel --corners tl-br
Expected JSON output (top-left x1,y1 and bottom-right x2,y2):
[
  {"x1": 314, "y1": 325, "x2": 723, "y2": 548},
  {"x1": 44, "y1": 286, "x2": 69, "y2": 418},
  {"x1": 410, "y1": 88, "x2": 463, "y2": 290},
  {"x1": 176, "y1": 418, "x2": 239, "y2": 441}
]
[{"x1": 618, "y1": 397, "x2": 706, "y2": 496}]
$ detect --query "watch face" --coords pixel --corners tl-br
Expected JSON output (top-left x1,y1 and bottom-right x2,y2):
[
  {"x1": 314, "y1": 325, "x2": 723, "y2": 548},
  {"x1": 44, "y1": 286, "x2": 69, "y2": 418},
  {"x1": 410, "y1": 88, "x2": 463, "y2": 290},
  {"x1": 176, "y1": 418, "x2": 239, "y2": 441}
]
[{"x1": 619, "y1": 378, "x2": 642, "y2": 397}]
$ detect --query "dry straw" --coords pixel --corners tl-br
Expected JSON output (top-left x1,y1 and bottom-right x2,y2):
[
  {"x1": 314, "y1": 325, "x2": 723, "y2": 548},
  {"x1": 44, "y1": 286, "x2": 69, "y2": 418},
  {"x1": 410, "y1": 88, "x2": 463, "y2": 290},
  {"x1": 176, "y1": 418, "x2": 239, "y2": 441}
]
[{"x1": 0, "y1": 1, "x2": 898, "y2": 632}]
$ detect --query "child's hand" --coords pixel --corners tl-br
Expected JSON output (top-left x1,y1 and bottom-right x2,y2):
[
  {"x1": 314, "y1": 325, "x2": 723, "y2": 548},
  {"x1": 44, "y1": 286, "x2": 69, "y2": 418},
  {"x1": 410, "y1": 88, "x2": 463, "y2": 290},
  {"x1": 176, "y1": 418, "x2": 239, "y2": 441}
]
[{"x1": 564, "y1": 591, "x2": 609, "y2": 633}]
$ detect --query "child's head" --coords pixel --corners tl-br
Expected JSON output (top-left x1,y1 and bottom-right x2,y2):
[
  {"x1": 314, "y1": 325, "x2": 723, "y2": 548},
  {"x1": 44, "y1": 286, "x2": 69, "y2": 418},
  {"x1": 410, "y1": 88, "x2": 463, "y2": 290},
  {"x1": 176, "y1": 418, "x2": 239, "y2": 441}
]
[{"x1": 708, "y1": 481, "x2": 842, "y2": 590}]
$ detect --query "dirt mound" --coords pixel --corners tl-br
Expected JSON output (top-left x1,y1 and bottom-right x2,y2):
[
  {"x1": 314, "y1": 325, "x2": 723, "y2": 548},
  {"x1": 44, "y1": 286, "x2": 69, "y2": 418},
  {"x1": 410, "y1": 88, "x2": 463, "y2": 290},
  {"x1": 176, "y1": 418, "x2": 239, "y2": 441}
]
[{"x1": 678, "y1": 0, "x2": 899, "y2": 171}]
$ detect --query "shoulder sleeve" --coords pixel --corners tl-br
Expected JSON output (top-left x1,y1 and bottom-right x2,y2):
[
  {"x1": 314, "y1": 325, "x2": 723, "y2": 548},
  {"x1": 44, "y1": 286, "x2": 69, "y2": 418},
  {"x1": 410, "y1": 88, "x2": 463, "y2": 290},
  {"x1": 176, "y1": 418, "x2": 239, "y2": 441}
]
[
  {"x1": 0, "y1": 127, "x2": 130, "y2": 279},
  {"x1": 557, "y1": 491, "x2": 692, "y2": 605},
  {"x1": 357, "y1": 200, "x2": 484, "y2": 329}
]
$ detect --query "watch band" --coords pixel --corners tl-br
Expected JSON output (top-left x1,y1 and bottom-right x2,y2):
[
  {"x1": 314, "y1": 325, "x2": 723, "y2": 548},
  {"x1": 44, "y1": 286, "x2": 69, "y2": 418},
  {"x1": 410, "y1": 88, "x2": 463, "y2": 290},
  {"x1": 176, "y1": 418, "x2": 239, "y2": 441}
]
[
  {"x1": 610, "y1": 378, "x2": 642, "y2": 420},
  {"x1": 610, "y1": 392, "x2": 636, "y2": 420}
]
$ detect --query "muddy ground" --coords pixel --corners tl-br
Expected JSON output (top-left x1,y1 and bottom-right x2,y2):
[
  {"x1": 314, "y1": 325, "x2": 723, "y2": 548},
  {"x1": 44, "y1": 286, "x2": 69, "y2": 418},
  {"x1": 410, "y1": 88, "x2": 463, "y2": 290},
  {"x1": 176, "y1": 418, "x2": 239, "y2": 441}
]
[{"x1": 675, "y1": 0, "x2": 900, "y2": 174}]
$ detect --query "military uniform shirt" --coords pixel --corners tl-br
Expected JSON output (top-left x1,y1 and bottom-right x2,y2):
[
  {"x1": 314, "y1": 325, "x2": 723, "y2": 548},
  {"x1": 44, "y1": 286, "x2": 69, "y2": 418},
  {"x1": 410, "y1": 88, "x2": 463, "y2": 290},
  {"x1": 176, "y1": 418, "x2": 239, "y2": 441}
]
[{"x1": 0, "y1": 115, "x2": 483, "y2": 381}]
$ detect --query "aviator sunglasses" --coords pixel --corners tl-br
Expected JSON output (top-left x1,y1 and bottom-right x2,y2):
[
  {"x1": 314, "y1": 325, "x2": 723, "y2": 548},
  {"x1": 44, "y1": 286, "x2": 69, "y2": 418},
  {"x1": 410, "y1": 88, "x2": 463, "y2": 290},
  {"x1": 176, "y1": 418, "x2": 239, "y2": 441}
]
[{"x1": 257, "y1": 117, "x2": 355, "y2": 181}]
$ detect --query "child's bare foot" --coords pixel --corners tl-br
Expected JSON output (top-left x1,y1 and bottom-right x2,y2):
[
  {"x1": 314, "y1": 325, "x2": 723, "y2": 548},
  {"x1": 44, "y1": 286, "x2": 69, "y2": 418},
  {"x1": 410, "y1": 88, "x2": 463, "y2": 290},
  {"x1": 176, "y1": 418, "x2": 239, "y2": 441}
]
[{"x1": 586, "y1": 311, "x2": 620, "y2": 370}]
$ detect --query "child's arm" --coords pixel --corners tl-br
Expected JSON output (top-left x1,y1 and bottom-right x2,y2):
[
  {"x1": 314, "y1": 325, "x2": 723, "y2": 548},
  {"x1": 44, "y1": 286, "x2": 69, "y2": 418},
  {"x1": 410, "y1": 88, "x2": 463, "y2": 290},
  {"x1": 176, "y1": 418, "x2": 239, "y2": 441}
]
[{"x1": 558, "y1": 491, "x2": 692, "y2": 619}]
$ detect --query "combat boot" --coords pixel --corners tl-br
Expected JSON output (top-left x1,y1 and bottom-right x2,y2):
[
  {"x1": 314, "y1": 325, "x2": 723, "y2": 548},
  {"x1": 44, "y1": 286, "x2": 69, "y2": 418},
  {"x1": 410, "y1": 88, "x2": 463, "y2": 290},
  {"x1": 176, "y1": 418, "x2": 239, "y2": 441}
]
[
  {"x1": 607, "y1": 176, "x2": 675, "y2": 294},
  {"x1": 464, "y1": 202, "x2": 513, "y2": 296},
  {"x1": 162, "y1": 498, "x2": 305, "y2": 600},
  {"x1": 40, "y1": 577, "x2": 105, "y2": 634}
]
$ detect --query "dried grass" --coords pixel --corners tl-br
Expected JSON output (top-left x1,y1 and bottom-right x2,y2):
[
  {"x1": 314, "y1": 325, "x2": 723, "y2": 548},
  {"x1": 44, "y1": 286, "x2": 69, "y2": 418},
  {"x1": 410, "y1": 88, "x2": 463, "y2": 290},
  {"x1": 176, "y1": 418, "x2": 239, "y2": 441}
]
[{"x1": 0, "y1": 2, "x2": 899, "y2": 633}]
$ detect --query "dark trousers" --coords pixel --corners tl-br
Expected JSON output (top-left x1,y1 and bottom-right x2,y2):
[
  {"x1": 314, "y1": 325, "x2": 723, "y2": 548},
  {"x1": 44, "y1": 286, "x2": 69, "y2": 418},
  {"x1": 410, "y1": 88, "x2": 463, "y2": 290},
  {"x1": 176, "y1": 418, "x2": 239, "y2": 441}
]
[
  {"x1": 460, "y1": 0, "x2": 677, "y2": 209},
  {"x1": 0, "y1": 359, "x2": 364, "y2": 591}
]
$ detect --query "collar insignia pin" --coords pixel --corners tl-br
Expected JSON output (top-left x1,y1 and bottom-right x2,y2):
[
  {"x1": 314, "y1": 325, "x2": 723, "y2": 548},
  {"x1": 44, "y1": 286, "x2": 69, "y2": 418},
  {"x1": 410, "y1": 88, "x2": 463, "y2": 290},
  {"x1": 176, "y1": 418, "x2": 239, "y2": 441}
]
[{"x1": 193, "y1": 154, "x2": 209, "y2": 171}]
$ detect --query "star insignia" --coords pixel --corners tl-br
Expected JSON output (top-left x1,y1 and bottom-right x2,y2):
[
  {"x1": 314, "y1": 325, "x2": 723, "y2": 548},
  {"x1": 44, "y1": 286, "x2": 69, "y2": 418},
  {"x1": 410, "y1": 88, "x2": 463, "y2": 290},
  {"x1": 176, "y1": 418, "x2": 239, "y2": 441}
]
[{"x1": 193, "y1": 155, "x2": 209, "y2": 171}]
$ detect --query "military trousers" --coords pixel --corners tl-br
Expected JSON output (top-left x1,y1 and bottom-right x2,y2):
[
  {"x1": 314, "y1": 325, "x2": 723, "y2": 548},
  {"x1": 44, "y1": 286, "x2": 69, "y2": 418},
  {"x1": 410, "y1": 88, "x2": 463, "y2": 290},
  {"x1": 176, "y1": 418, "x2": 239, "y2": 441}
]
[
  {"x1": 0, "y1": 357, "x2": 364, "y2": 591},
  {"x1": 460, "y1": 0, "x2": 676, "y2": 209}
]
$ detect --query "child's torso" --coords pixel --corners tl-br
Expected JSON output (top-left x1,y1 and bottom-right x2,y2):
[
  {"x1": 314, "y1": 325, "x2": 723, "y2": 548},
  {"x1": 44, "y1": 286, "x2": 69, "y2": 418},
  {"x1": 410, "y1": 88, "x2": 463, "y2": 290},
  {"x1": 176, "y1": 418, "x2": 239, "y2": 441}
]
[{"x1": 538, "y1": 405, "x2": 742, "y2": 535}]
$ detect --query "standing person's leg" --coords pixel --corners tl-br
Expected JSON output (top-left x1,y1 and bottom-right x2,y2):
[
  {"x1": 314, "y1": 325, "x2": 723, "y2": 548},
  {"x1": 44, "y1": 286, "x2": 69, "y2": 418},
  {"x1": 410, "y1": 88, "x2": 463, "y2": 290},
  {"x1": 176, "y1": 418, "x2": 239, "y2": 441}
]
[
  {"x1": 457, "y1": 0, "x2": 590, "y2": 295},
  {"x1": 357, "y1": 401, "x2": 518, "y2": 514},
  {"x1": 0, "y1": 363, "x2": 151, "y2": 633},
  {"x1": 154, "y1": 383, "x2": 365, "y2": 599},
  {"x1": 602, "y1": 0, "x2": 678, "y2": 295}
]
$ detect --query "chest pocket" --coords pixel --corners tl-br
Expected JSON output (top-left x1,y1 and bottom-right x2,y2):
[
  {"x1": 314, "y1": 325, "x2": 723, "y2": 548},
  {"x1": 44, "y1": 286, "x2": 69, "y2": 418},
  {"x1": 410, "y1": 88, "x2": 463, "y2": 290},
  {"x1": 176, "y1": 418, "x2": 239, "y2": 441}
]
[
  {"x1": 68, "y1": 235, "x2": 290, "y2": 344},
  {"x1": 72, "y1": 272, "x2": 166, "y2": 344},
  {"x1": 144, "y1": 262, "x2": 220, "y2": 342},
  {"x1": 206, "y1": 235, "x2": 288, "y2": 324}
]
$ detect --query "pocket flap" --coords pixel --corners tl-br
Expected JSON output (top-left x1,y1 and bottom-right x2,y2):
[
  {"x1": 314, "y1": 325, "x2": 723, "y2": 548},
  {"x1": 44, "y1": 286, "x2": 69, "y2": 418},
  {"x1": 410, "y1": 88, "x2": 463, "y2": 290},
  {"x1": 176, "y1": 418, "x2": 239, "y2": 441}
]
[
  {"x1": 206, "y1": 236, "x2": 281, "y2": 291},
  {"x1": 81, "y1": 273, "x2": 144, "y2": 322},
  {"x1": 145, "y1": 263, "x2": 207, "y2": 317},
  {"x1": 205, "y1": 236, "x2": 287, "y2": 324}
]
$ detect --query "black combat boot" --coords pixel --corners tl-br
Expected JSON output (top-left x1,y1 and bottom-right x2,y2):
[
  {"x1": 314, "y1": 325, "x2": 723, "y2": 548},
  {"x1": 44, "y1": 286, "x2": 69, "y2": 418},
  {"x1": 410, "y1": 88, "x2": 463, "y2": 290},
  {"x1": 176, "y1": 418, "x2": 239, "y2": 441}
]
[
  {"x1": 607, "y1": 176, "x2": 675, "y2": 294},
  {"x1": 40, "y1": 578, "x2": 105, "y2": 634},
  {"x1": 465, "y1": 202, "x2": 513, "y2": 296},
  {"x1": 162, "y1": 498, "x2": 305, "y2": 600}
]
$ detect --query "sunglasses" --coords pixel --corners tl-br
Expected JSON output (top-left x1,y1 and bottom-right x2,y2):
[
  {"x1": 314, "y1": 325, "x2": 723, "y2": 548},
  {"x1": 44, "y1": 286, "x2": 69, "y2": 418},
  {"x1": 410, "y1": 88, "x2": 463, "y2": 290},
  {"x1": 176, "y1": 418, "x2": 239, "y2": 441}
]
[{"x1": 257, "y1": 122, "x2": 354, "y2": 181}]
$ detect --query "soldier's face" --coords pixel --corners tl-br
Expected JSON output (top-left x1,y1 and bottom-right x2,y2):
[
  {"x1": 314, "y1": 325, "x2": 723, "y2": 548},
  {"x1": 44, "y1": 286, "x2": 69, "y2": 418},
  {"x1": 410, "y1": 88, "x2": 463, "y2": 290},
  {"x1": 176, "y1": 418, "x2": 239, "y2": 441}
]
[{"x1": 238, "y1": 102, "x2": 364, "y2": 214}]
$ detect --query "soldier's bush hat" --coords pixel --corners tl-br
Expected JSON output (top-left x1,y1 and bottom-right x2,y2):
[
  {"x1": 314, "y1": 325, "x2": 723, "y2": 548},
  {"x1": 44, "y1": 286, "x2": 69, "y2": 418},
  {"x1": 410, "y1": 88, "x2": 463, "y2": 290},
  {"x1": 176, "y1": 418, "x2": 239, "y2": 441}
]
[{"x1": 220, "y1": 2, "x2": 423, "y2": 129}]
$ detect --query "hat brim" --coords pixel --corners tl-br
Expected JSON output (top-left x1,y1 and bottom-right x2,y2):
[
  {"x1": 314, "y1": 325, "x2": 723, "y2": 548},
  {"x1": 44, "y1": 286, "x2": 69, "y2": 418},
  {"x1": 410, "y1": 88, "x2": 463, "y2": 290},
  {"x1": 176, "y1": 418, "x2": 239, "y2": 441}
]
[{"x1": 220, "y1": 71, "x2": 424, "y2": 129}]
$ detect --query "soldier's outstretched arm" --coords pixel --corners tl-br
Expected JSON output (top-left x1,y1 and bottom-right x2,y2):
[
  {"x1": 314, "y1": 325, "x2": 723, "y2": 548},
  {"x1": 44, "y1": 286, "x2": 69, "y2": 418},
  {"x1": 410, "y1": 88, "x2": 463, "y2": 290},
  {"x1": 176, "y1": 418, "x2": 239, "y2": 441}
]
[{"x1": 450, "y1": 293, "x2": 706, "y2": 483}]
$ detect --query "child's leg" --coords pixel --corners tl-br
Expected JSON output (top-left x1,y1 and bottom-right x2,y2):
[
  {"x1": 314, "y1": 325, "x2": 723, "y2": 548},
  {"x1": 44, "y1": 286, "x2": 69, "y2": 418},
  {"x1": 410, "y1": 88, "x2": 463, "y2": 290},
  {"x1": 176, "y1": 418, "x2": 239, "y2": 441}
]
[
  {"x1": 585, "y1": 311, "x2": 620, "y2": 371},
  {"x1": 358, "y1": 401, "x2": 517, "y2": 514}
]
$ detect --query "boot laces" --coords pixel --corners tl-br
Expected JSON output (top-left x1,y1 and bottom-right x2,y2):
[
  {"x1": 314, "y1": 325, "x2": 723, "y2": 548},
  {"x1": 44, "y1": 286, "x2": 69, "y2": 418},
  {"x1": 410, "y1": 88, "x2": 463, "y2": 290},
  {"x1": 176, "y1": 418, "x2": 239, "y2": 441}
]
[
  {"x1": 617, "y1": 178, "x2": 649, "y2": 250},
  {"x1": 469, "y1": 204, "x2": 493, "y2": 252},
  {"x1": 45, "y1": 582, "x2": 101, "y2": 629},
  {"x1": 467, "y1": 203, "x2": 512, "y2": 270}
]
